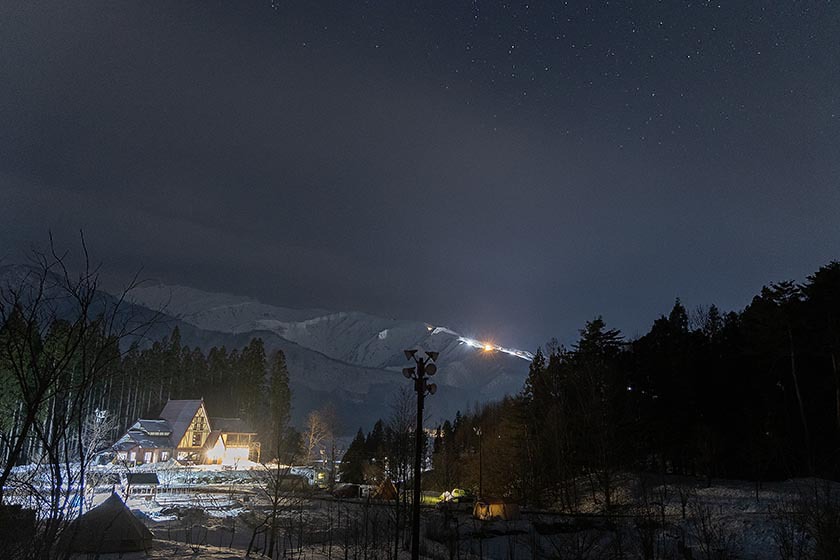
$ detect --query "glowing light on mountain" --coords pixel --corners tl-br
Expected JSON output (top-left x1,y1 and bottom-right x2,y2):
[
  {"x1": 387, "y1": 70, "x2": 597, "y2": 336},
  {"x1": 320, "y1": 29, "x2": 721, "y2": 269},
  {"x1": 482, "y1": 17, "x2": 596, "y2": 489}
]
[{"x1": 426, "y1": 324, "x2": 534, "y2": 361}]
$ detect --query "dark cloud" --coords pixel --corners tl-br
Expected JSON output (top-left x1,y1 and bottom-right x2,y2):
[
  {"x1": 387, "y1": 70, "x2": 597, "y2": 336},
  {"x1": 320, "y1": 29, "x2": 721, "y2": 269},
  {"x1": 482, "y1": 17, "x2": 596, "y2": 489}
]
[{"x1": 2, "y1": 1, "x2": 839, "y2": 348}]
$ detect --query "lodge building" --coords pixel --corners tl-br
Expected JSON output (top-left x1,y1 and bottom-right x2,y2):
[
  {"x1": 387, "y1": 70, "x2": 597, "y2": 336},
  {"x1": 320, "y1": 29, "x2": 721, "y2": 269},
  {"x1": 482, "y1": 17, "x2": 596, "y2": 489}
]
[{"x1": 113, "y1": 399, "x2": 260, "y2": 465}]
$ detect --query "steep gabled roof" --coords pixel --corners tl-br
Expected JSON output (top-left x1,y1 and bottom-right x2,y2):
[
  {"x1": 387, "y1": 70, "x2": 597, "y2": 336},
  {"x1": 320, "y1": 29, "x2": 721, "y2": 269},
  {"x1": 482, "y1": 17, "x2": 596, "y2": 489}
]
[
  {"x1": 210, "y1": 417, "x2": 255, "y2": 434},
  {"x1": 126, "y1": 473, "x2": 159, "y2": 486},
  {"x1": 158, "y1": 399, "x2": 205, "y2": 446},
  {"x1": 132, "y1": 419, "x2": 172, "y2": 435},
  {"x1": 113, "y1": 432, "x2": 172, "y2": 451},
  {"x1": 113, "y1": 435, "x2": 137, "y2": 451},
  {"x1": 202, "y1": 430, "x2": 224, "y2": 454}
]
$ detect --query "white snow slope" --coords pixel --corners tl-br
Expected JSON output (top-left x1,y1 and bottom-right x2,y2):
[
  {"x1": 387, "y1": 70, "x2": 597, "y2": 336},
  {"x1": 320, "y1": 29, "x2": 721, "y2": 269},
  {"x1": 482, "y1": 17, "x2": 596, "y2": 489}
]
[{"x1": 126, "y1": 282, "x2": 534, "y2": 428}]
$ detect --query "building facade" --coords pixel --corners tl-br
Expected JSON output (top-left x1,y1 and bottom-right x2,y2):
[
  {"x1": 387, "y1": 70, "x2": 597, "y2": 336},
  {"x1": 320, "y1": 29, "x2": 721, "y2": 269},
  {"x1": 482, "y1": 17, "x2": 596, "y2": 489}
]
[{"x1": 113, "y1": 399, "x2": 260, "y2": 465}]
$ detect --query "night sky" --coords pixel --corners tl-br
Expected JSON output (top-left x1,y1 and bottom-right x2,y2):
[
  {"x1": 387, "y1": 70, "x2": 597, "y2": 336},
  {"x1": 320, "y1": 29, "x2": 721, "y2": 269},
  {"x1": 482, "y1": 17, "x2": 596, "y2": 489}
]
[{"x1": 1, "y1": 1, "x2": 838, "y2": 349}]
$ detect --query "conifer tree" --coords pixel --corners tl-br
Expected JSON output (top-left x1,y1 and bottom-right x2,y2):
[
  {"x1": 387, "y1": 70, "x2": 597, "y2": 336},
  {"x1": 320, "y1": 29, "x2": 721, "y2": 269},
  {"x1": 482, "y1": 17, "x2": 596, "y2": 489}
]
[
  {"x1": 340, "y1": 428, "x2": 367, "y2": 484},
  {"x1": 263, "y1": 349, "x2": 292, "y2": 460},
  {"x1": 237, "y1": 338, "x2": 267, "y2": 424}
]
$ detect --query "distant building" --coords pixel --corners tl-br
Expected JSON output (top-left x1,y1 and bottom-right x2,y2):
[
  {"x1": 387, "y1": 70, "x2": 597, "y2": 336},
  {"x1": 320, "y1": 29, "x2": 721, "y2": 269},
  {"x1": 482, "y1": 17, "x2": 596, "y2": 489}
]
[
  {"x1": 159, "y1": 399, "x2": 212, "y2": 462},
  {"x1": 113, "y1": 399, "x2": 260, "y2": 465},
  {"x1": 112, "y1": 419, "x2": 174, "y2": 465},
  {"x1": 204, "y1": 417, "x2": 259, "y2": 465},
  {"x1": 122, "y1": 472, "x2": 160, "y2": 498}
]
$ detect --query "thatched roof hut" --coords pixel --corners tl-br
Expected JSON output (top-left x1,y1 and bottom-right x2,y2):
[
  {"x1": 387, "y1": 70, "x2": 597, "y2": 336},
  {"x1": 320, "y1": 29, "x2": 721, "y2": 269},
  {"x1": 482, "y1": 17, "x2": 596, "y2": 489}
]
[{"x1": 62, "y1": 493, "x2": 153, "y2": 553}]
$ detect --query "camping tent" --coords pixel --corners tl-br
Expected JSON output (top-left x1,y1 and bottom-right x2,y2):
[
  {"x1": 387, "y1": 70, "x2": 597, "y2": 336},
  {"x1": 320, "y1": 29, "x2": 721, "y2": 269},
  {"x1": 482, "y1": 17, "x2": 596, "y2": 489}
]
[
  {"x1": 62, "y1": 492, "x2": 153, "y2": 553},
  {"x1": 472, "y1": 498, "x2": 520, "y2": 521}
]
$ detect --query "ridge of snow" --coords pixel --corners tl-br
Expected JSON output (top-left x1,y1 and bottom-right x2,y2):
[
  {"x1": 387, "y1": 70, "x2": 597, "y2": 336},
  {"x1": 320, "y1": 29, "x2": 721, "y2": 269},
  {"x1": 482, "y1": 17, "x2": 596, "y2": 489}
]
[{"x1": 119, "y1": 282, "x2": 535, "y2": 405}]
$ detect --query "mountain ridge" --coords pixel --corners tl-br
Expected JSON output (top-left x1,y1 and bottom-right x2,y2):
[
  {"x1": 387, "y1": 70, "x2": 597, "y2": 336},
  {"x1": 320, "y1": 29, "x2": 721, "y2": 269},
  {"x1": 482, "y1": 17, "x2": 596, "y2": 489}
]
[
  {"x1": 124, "y1": 282, "x2": 533, "y2": 426},
  {"x1": 0, "y1": 265, "x2": 532, "y2": 432}
]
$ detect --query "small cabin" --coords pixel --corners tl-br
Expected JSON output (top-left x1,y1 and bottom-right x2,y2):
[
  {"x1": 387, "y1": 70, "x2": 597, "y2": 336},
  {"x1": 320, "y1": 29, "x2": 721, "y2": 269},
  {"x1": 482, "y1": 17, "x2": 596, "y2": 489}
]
[
  {"x1": 207, "y1": 417, "x2": 261, "y2": 464},
  {"x1": 123, "y1": 472, "x2": 160, "y2": 499}
]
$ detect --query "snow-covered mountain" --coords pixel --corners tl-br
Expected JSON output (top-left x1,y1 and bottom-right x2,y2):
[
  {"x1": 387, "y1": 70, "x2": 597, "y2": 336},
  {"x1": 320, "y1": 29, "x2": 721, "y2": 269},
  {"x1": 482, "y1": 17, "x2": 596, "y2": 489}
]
[
  {"x1": 126, "y1": 282, "x2": 331, "y2": 328},
  {"x1": 128, "y1": 282, "x2": 533, "y2": 366},
  {"x1": 127, "y1": 282, "x2": 534, "y2": 421},
  {"x1": 0, "y1": 265, "x2": 533, "y2": 431}
]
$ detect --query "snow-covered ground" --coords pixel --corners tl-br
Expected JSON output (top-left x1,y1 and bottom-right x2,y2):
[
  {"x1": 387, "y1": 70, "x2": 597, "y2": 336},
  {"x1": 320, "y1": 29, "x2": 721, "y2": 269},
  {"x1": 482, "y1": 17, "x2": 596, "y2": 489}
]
[
  {"x1": 15, "y1": 459, "x2": 836, "y2": 559},
  {"x1": 115, "y1": 474, "x2": 839, "y2": 559}
]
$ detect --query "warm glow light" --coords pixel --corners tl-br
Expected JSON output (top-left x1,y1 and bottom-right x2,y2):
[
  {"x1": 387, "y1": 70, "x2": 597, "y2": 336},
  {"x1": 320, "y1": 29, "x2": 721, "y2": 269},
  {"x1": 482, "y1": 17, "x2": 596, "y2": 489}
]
[
  {"x1": 223, "y1": 446, "x2": 249, "y2": 465},
  {"x1": 206, "y1": 435, "x2": 225, "y2": 462},
  {"x1": 427, "y1": 326, "x2": 534, "y2": 361}
]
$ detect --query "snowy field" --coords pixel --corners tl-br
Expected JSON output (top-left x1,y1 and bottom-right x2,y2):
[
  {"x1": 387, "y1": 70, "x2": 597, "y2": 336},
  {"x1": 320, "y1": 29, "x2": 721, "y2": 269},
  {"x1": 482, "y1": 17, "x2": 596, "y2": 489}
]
[
  {"x1": 118, "y1": 475, "x2": 840, "y2": 559},
  {"x1": 10, "y1": 463, "x2": 838, "y2": 559}
]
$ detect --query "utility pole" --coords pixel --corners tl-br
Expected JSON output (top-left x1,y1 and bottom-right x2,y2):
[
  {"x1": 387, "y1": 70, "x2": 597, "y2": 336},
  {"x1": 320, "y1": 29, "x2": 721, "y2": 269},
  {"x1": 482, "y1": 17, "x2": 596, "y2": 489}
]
[
  {"x1": 403, "y1": 349, "x2": 439, "y2": 560},
  {"x1": 474, "y1": 426, "x2": 483, "y2": 498}
]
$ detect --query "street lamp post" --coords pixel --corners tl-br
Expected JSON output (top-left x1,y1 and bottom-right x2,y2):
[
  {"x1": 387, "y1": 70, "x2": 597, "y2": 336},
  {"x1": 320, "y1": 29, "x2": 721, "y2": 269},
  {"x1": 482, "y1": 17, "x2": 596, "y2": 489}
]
[
  {"x1": 474, "y1": 426, "x2": 483, "y2": 499},
  {"x1": 402, "y1": 349, "x2": 439, "y2": 560}
]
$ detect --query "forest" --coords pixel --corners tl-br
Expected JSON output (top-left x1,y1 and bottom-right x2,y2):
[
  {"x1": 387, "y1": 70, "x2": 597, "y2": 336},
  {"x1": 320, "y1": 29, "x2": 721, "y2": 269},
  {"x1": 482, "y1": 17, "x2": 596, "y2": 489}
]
[
  {"x1": 0, "y1": 319, "x2": 296, "y2": 467},
  {"x1": 4, "y1": 249, "x2": 840, "y2": 559},
  {"x1": 341, "y1": 262, "x2": 840, "y2": 511},
  {"x1": 0, "y1": 253, "x2": 302, "y2": 508}
]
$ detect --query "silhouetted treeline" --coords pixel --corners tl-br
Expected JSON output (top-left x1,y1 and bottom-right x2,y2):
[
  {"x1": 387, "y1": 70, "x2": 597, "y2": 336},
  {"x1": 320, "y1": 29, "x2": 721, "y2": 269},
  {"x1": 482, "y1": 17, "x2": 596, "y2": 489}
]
[
  {"x1": 420, "y1": 261, "x2": 840, "y2": 510},
  {"x1": 339, "y1": 388, "x2": 416, "y2": 486},
  {"x1": 0, "y1": 320, "x2": 294, "y2": 465},
  {"x1": 0, "y1": 249, "x2": 302, "y2": 559},
  {"x1": 103, "y1": 328, "x2": 295, "y2": 459},
  {"x1": 111, "y1": 328, "x2": 272, "y2": 429}
]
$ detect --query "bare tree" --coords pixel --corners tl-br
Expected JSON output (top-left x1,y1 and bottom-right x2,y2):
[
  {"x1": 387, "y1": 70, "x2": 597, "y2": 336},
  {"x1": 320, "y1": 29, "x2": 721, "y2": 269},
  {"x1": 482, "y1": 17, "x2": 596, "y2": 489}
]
[
  {"x1": 387, "y1": 387, "x2": 414, "y2": 556},
  {"x1": 319, "y1": 404, "x2": 339, "y2": 488},
  {"x1": 686, "y1": 492, "x2": 741, "y2": 560},
  {"x1": 303, "y1": 405, "x2": 336, "y2": 467},
  {"x1": 247, "y1": 427, "x2": 305, "y2": 557},
  {"x1": 770, "y1": 480, "x2": 840, "y2": 560},
  {"x1": 79, "y1": 408, "x2": 119, "y2": 510},
  {"x1": 0, "y1": 235, "x2": 157, "y2": 558}
]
